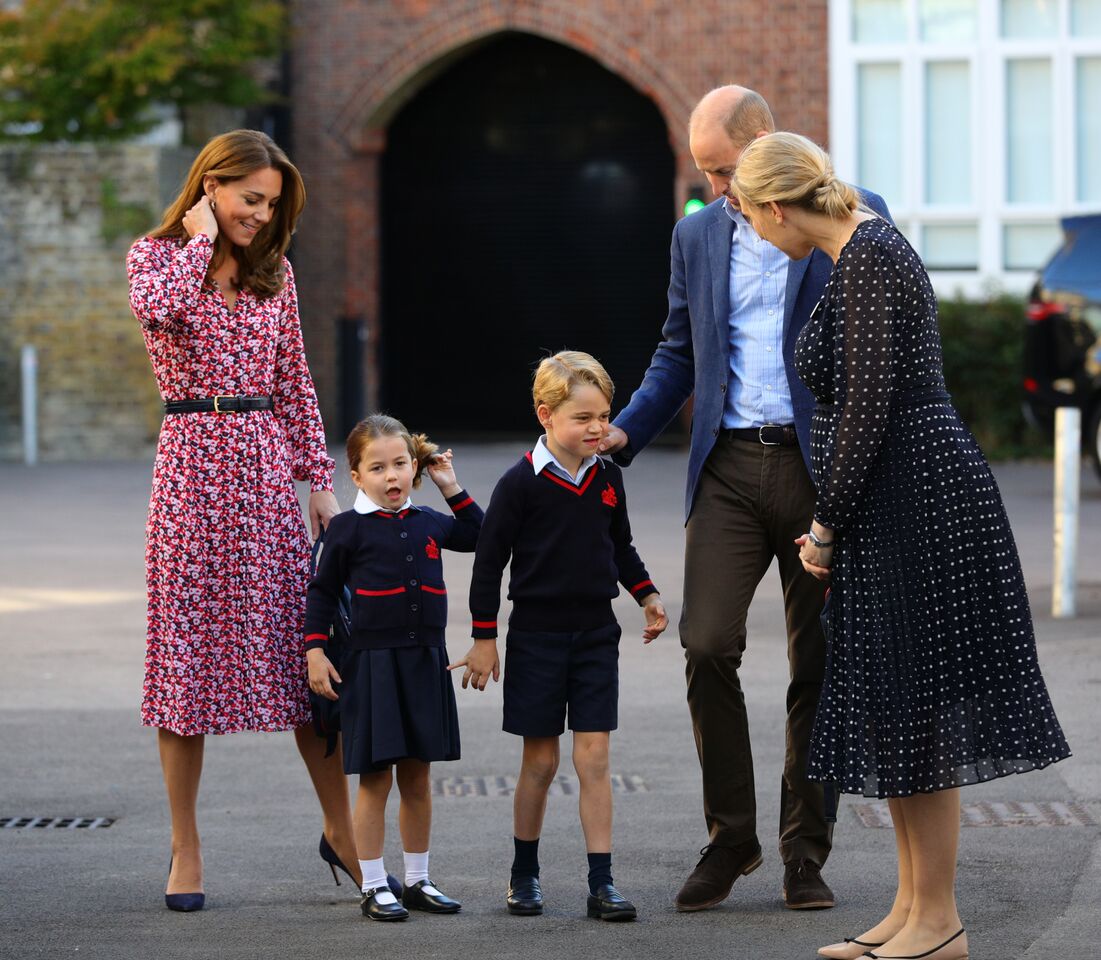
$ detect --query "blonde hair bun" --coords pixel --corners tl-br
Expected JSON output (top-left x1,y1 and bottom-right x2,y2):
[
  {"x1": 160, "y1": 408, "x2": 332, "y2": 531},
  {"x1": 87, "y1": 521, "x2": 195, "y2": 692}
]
[{"x1": 733, "y1": 131, "x2": 858, "y2": 218}]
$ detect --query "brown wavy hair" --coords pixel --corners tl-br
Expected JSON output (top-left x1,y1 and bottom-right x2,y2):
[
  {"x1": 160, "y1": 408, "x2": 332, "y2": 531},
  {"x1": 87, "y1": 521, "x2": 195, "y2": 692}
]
[
  {"x1": 149, "y1": 129, "x2": 305, "y2": 300},
  {"x1": 346, "y1": 414, "x2": 439, "y2": 489}
]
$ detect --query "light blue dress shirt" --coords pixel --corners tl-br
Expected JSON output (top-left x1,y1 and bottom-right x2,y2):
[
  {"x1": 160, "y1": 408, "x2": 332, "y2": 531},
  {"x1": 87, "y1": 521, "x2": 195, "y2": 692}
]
[
  {"x1": 721, "y1": 201, "x2": 794, "y2": 429},
  {"x1": 531, "y1": 435, "x2": 603, "y2": 485}
]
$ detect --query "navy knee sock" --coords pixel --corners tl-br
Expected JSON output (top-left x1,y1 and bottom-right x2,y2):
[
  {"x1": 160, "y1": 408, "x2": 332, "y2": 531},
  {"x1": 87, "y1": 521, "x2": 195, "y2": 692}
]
[
  {"x1": 511, "y1": 837, "x2": 540, "y2": 880},
  {"x1": 587, "y1": 852, "x2": 613, "y2": 894}
]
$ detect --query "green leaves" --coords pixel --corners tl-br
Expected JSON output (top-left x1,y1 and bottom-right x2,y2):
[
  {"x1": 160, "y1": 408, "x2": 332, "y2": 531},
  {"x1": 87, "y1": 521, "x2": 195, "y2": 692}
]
[
  {"x1": 938, "y1": 295, "x2": 1050, "y2": 460},
  {"x1": 0, "y1": 0, "x2": 286, "y2": 141}
]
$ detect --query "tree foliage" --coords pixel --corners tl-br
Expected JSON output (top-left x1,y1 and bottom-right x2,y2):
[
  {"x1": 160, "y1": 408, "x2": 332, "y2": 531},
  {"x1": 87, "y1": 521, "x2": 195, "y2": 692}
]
[
  {"x1": 938, "y1": 294, "x2": 1050, "y2": 460},
  {"x1": 0, "y1": 0, "x2": 286, "y2": 141}
]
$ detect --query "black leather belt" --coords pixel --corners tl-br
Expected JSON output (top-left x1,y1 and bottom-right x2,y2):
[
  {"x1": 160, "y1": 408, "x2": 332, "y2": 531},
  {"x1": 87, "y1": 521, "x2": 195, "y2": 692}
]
[
  {"x1": 723, "y1": 424, "x2": 799, "y2": 446},
  {"x1": 164, "y1": 395, "x2": 274, "y2": 415}
]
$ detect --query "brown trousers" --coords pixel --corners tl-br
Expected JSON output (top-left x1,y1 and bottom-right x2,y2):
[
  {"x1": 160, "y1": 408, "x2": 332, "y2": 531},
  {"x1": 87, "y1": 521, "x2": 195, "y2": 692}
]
[{"x1": 681, "y1": 435, "x2": 832, "y2": 866}]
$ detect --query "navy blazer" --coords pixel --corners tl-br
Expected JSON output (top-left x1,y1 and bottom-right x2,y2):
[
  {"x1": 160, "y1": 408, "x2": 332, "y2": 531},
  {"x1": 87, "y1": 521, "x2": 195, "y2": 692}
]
[{"x1": 613, "y1": 192, "x2": 890, "y2": 522}]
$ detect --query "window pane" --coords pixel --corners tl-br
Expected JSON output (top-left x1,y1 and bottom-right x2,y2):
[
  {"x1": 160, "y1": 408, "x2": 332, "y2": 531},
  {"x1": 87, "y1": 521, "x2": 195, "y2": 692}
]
[
  {"x1": 923, "y1": 224, "x2": 979, "y2": 269},
  {"x1": 920, "y1": 0, "x2": 977, "y2": 42},
  {"x1": 853, "y1": 0, "x2": 907, "y2": 42},
  {"x1": 858, "y1": 63, "x2": 903, "y2": 208},
  {"x1": 1006, "y1": 59, "x2": 1053, "y2": 204},
  {"x1": 1002, "y1": 0, "x2": 1059, "y2": 37},
  {"x1": 926, "y1": 62, "x2": 971, "y2": 204},
  {"x1": 1072, "y1": 0, "x2": 1101, "y2": 36},
  {"x1": 1004, "y1": 223, "x2": 1062, "y2": 270},
  {"x1": 1078, "y1": 58, "x2": 1101, "y2": 203}
]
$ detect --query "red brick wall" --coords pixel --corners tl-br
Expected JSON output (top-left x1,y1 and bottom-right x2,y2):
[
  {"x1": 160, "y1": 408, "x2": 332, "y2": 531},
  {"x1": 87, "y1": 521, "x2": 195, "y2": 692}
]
[{"x1": 289, "y1": 0, "x2": 829, "y2": 428}]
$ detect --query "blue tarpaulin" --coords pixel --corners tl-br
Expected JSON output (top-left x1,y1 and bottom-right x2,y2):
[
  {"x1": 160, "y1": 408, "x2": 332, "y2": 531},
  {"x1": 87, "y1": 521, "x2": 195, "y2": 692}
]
[{"x1": 1042, "y1": 214, "x2": 1101, "y2": 304}]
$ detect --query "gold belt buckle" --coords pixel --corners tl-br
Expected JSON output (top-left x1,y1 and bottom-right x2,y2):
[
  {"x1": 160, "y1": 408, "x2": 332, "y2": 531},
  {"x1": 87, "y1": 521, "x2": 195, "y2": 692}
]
[{"x1": 213, "y1": 395, "x2": 233, "y2": 414}]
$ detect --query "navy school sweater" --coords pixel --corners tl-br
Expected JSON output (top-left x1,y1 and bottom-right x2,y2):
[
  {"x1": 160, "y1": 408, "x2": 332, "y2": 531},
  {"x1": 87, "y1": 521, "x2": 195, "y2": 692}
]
[
  {"x1": 304, "y1": 489, "x2": 483, "y2": 651},
  {"x1": 468, "y1": 454, "x2": 657, "y2": 638}
]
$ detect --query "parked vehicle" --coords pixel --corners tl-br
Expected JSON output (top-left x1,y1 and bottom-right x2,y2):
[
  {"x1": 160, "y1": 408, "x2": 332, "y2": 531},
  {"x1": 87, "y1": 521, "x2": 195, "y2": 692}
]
[{"x1": 1023, "y1": 213, "x2": 1101, "y2": 479}]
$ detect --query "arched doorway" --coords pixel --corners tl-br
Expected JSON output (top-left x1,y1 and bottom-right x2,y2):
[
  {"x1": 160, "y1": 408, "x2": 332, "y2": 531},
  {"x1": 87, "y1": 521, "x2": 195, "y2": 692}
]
[{"x1": 380, "y1": 32, "x2": 675, "y2": 436}]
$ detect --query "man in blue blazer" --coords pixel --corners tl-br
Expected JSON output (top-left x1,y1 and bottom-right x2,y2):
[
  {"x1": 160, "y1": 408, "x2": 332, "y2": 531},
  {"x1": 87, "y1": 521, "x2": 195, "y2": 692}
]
[{"x1": 601, "y1": 86, "x2": 889, "y2": 913}]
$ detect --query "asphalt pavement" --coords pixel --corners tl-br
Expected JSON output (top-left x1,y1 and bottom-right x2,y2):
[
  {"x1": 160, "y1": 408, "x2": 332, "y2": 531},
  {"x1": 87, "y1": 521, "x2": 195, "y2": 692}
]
[{"x1": 1, "y1": 446, "x2": 1098, "y2": 960}]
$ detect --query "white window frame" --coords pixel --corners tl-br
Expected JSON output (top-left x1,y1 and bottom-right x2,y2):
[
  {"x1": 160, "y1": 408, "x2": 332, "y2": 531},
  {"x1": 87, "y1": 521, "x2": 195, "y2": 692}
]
[{"x1": 830, "y1": 0, "x2": 1101, "y2": 296}]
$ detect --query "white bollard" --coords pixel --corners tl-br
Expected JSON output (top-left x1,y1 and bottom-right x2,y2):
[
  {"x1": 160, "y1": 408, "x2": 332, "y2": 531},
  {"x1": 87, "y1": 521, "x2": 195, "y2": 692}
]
[
  {"x1": 21, "y1": 344, "x2": 38, "y2": 467},
  {"x1": 1052, "y1": 406, "x2": 1080, "y2": 619}
]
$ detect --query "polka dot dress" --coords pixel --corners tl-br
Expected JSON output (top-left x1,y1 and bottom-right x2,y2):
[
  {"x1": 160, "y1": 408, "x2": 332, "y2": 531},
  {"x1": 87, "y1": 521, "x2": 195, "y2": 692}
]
[{"x1": 795, "y1": 217, "x2": 1070, "y2": 798}]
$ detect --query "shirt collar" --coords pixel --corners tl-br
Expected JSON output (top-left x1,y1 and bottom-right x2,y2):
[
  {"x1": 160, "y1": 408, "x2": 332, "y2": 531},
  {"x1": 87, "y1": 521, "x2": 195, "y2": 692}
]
[
  {"x1": 353, "y1": 489, "x2": 415, "y2": 515},
  {"x1": 530, "y1": 435, "x2": 603, "y2": 484}
]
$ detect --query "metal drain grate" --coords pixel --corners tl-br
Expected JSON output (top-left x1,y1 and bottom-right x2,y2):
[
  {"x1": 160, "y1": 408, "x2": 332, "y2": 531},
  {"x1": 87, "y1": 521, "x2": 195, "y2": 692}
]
[
  {"x1": 851, "y1": 801, "x2": 1096, "y2": 829},
  {"x1": 432, "y1": 774, "x2": 647, "y2": 798},
  {"x1": 1, "y1": 817, "x2": 115, "y2": 830}
]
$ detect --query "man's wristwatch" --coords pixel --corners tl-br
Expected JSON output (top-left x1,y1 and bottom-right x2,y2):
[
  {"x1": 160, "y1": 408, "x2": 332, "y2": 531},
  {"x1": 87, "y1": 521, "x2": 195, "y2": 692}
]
[{"x1": 807, "y1": 529, "x2": 834, "y2": 549}]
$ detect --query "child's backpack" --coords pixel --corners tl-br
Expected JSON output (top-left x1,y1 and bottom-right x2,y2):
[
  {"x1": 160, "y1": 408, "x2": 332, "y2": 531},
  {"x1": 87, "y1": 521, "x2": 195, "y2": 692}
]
[{"x1": 309, "y1": 528, "x2": 350, "y2": 758}]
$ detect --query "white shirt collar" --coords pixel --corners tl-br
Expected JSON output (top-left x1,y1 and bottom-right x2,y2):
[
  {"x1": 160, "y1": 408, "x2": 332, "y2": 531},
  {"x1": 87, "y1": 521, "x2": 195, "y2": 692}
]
[
  {"x1": 530, "y1": 435, "x2": 602, "y2": 485},
  {"x1": 353, "y1": 489, "x2": 415, "y2": 515}
]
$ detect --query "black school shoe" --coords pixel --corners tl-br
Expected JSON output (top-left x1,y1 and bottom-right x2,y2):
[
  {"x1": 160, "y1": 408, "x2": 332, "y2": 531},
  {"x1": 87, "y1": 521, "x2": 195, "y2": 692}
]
[
  {"x1": 586, "y1": 883, "x2": 637, "y2": 921},
  {"x1": 506, "y1": 875, "x2": 544, "y2": 915},
  {"x1": 360, "y1": 887, "x2": 409, "y2": 921},
  {"x1": 402, "y1": 879, "x2": 461, "y2": 914}
]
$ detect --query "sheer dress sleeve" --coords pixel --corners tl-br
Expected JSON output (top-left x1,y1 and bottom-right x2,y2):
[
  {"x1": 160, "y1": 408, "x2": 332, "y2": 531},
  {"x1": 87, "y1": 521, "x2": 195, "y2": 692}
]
[
  {"x1": 813, "y1": 238, "x2": 900, "y2": 533},
  {"x1": 126, "y1": 234, "x2": 214, "y2": 333}
]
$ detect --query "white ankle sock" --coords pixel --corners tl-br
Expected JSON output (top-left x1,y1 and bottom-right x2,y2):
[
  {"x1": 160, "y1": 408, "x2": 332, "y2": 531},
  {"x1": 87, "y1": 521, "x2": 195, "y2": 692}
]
[
  {"x1": 404, "y1": 849, "x2": 430, "y2": 887},
  {"x1": 359, "y1": 857, "x2": 397, "y2": 905},
  {"x1": 404, "y1": 850, "x2": 442, "y2": 895}
]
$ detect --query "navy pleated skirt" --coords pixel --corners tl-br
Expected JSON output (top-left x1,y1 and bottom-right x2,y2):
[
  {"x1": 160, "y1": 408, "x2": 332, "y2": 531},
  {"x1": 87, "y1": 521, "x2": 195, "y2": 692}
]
[{"x1": 339, "y1": 645, "x2": 460, "y2": 775}]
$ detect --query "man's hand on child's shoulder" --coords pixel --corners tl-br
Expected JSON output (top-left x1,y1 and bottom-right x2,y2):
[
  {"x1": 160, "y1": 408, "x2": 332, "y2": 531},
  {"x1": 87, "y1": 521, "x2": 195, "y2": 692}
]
[
  {"x1": 640, "y1": 593, "x2": 668, "y2": 643},
  {"x1": 447, "y1": 640, "x2": 501, "y2": 691}
]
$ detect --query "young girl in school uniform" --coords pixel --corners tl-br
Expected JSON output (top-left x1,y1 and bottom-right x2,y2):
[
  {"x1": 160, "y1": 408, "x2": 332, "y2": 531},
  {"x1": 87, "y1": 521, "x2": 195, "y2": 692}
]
[{"x1": 304, "y1": 414, "x2": 483, "y2": 921}]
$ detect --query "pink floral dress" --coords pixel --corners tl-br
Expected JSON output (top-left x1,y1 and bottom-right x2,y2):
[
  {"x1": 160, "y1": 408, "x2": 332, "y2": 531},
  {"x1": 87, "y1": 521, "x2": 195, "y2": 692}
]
[{"x1": 127, "y1": 234, "x2": 334, "y2": 736}]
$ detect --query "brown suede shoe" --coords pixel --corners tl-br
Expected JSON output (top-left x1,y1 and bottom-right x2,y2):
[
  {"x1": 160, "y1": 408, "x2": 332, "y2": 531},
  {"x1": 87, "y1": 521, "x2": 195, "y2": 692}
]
[
  {"x1": 674, "y1": 840, "x2": 763, "y2": 912},
  {"x1": 783, "y1": 858, "x2": 835, "y2": 909}
]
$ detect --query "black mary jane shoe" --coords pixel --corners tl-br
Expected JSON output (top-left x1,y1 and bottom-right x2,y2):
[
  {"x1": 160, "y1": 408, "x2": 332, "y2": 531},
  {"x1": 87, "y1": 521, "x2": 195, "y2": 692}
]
[
  {"x1": 586, "y1": 883, "x2": 637, "y2": 922},
  {"x1": 360, "y1": 887, "x2": 409, "y2": 921},
  {"x1": 506, "y1": 875, "x2": 544, "y2": 915},
  {"x1": 401, "y1": 878, "x2": 461, "y2": 914}
]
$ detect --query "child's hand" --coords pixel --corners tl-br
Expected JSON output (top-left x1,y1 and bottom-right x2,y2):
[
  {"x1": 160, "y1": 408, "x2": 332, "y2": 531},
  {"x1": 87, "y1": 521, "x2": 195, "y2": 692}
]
[
  {"x1": 426, "y1": 449, "x2": 462, "y2": 498},
  {"x1": 447, "y1": 640, "x2": 500, "y2": 691},
  {"x1": 641, "y1": 594, "x2": 668, "y2": 643},
  {"x1": 307, "y1": 648, "x2": 341, "y2": 701}
]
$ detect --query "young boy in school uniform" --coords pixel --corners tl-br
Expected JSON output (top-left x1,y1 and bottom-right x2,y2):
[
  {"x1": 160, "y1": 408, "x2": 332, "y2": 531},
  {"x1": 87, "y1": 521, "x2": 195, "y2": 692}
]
[{"x1": 449, "y1": 350, "x2": 668, "y2": 921}]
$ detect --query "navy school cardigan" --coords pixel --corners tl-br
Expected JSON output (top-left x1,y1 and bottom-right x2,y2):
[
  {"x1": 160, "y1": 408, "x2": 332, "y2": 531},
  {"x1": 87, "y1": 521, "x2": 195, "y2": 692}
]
[
  {"x1": 304, "y1": 489, "x2": 483, "y2": 651},
  {"x1": 468, "y1": 454, "x2": 658, "y2": 638}
]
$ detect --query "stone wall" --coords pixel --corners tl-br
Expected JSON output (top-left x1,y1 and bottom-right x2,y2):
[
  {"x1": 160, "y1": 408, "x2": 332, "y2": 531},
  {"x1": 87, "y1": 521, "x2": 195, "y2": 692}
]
[{"x1": 0, "y1": 144, "x2": 192, "y2": 461}]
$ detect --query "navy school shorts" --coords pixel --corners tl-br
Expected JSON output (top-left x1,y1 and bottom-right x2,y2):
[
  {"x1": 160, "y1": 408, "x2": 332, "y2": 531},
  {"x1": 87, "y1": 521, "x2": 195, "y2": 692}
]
[{"x1": 502, "y1": 622, "x2": 621, "y2": 737}]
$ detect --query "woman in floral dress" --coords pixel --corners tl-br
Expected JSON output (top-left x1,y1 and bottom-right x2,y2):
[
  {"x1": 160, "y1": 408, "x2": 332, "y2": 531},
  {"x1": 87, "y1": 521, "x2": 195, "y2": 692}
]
[{"x1": 127, "y1": 130, "x2": 359, "y2": 910}]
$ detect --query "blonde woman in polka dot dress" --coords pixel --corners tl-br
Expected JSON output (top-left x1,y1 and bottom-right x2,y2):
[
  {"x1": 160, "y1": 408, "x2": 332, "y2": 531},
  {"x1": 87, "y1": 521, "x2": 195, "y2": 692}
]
[{"x1": 733, "y1": 133, "x2": 1070, "y2": 960}]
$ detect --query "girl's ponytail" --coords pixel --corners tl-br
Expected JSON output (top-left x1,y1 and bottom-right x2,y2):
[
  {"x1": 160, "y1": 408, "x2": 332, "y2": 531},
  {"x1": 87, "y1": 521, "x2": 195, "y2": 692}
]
[{"x1": 408, "y1": 432, "x2": 439, "y2": 488}]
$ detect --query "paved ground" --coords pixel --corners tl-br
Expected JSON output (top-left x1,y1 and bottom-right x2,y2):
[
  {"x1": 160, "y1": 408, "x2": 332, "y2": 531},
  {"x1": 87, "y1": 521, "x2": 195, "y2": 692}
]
[{"x1": 1, "y1": 447, "x2": 1098, "y2": 960}]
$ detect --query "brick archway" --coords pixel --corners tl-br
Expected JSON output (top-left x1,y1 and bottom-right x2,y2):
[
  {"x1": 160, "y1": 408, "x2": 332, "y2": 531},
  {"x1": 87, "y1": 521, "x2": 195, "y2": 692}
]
[
  {"x1": 335, "y1": 13, "x2": 697, "y2": 422},
  {"x1": 331, "y1": 1, "x2": 696, "y2": 168}
]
